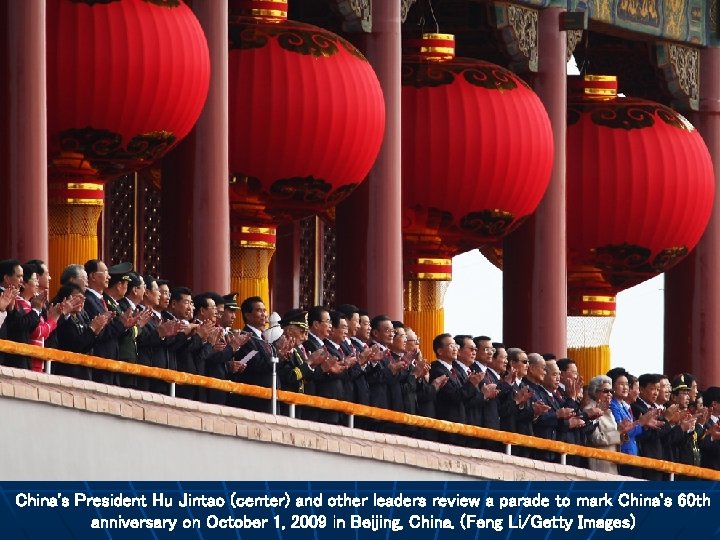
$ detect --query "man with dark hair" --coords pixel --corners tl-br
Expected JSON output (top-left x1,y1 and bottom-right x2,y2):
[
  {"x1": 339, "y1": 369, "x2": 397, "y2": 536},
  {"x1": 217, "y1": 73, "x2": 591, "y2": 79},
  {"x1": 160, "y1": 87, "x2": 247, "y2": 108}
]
[
  {"x1": 136, "y1": 276, "x2": 180, "y2": 394},
  {"x1": 219, "y1": 293, "x2": 240, "y2": 330},
  {"x1": 700, "y1": 386, "x2": 720, "y2": 470},
  {"x1": 429, "y1": 333, "x2": 484, "y2": 445},
  {"x1": 318, "y1": 310, "x2": 352, "y2": 425},
  {"x1": 356, "y1": 310, "x2": 371, "y2": 347},
  {"x1": 472, "y1": 335, "x2": 493, "y2": 371},
  {"x1": 25, "y1": 259, "x2": 51, "y2": 294},
  {"x1": 229, "y1": 296, "x2": 275, "y2": 412},
  {"x1": 479, "y1": 343, "x2": 509, "y2": 451},
  {"x1": 556, "y1": 357, "x2": 598, "y2": 467},
  {"x1": 668, "y1": 375, "x2": 702, "y2": 477},
  {"x1": 0, "y1": 259, "x2": 41, "y2": 369},
  {"x1": 499, "y1": 348, "x2": 534, "y2": 456},
  {"x1": 453, "y1": 334, "x2": 486, "y2": 446},
  {"x1": 106, "y1": 269, "x2": 151, "y2": 388},
  {"x1": 363, "y1": 315, "x2": 397, "y2": 418},
  {"x1": 631, "y1": 373, "x2": 683, "y2": 480},
  {"x1": 337, "y1": 304, "x2": 361, "y2": 349}
]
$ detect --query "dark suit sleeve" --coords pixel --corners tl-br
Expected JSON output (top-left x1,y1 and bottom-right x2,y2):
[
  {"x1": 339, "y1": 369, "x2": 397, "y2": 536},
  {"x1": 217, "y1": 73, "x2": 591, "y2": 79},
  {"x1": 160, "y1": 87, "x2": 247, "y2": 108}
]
[{"x1": 55, "y1": 316, "x2": 96, "y2": 354}]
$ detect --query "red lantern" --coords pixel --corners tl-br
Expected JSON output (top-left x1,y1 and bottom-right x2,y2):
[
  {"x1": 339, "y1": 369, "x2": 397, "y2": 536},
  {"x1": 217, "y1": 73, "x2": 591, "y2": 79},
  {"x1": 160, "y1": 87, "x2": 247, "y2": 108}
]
[
  {"x1": 402, "y1": 34, "x2": 554, "y2": 261},
  {"x1": 401, "y1": 33, "x2": 553, "y2": 358},
  {"x1": 228, "y1": 0, "x2": 385, "y2": 224},
  {"x1": 566, "y1": 75, "x2": 715, "y2": 314},
  {"x1": 47, "y1": 0, "x2": 211, "y2": 179}
]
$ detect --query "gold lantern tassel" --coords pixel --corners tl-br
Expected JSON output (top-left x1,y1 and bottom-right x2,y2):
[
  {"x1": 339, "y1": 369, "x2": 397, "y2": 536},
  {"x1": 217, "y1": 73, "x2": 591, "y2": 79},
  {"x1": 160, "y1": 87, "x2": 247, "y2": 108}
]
[
  {"x1": 567, "y1": 293, "x2": 616, "y2": 382},
  {"x1": 403, "y1": 258, "x2": 452, "y2": 360},
  {"x1": 230, "y1": 225, "x2": 276, "y2": 328},
  {"x1": 48, "y1": 182, "x2": 104, "y2": 295}
]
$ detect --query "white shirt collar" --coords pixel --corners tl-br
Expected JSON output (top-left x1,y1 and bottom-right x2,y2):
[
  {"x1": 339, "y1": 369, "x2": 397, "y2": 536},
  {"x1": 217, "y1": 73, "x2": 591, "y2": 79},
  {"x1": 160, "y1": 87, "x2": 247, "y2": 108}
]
[
  {"x1": 247, "y1": 326, "x2": 262, "y2": 338},
  {"x1": 437, "y1": 359, "x2": 454, "y2": 372},
  {"x1": 86, "y1": 288, "x2": 103, "y2": 300}
]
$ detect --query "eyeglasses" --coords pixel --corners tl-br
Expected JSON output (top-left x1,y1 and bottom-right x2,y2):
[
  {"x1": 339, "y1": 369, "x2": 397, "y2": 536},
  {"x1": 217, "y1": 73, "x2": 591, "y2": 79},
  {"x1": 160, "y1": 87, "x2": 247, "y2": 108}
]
[
  {"x1": 517, "y1": 360, "x2": 528, "y2": 364},
  {"x1": 483, "y1": 347, "x2": 496, "y2": 353},
  {"x1": 600, "y1": 389, "x2": 614, "y2": 394}
]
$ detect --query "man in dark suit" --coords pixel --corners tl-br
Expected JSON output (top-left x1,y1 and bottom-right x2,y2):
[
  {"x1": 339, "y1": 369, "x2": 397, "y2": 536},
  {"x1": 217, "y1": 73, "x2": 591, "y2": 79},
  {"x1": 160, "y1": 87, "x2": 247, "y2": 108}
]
[
  {"x1": 524, "y1": 356, "x2": 577, "y2": 462},
  {"x1": 429, "y1": 333, "x2": 484, "y2": 445},
  {"x1": 0, "y1": 259, "x2": 40, "y2": 369},
  {"x1": 557, "y1": 357, "x2": 598, "y2": 467},
  {"x1": 137, "y1": 275, "x2": 180, "y2": 394},
  {"x1": 83, "y1": 259, "x2": 135, "y2": 385},
  {"x1": 110, "y1": 271, "x2": 152, "y2": 388},
  {"x1": 480, "y1": 343, "x2": 510, "y2": 451},
  {"x1": 229, "y1": 296, "x2": 275, "y2": 412},
  {"x1": 700, "y1": 386, "x2": 720, "y2": 470},
  {"x1": 631, "y1": 373, "x2": 684, "y2": 480},
  {"x1": 499, "y1": 348, "x2": 535, "y2": 457},
  {"x1": 453, "y1": 335, "x2": 485, "y2": 447}
]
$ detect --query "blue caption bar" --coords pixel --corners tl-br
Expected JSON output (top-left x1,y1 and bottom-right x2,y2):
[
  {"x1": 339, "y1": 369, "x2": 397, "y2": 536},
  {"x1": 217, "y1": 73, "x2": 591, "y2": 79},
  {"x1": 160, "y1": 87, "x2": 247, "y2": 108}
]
[{"x1": 0, "y1": 481, "x2": 717, "y2": 539}]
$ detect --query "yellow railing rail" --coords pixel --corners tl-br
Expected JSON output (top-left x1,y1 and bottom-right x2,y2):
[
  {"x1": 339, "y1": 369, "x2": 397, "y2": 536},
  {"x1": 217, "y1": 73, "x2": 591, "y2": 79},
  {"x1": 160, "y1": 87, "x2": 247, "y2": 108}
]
[{"x1": 1, "y1": 339, "x2": 718, "y2": 480}]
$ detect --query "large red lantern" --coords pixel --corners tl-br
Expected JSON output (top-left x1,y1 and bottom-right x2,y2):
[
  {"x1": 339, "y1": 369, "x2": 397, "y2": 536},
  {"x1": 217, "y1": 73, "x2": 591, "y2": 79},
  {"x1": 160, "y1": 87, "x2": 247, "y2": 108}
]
[
  {"x1": 567, "y1": 75, "x2": 714, "y2": 312},
  {"x1": 402, "y1": 34, "x2": 553, "y2": 260},
  {"x1": 227, "y1": 0, "x2": 385, "y2": 224},
  {"x1": 226, "y1": 0, "x2": 384, "y2": 310},
  {"x1": 45, "y1": 0, "x2": 210, "y2": 291},
  {"x1": 402, "y1": 34, "x2": 553, "y2": 353},
  {"x1": 566, "y1": 75, "x2": 714, "y2": 378},
  {"x1": 47, "y1": 0, "x2": 211, "y2": 179}
]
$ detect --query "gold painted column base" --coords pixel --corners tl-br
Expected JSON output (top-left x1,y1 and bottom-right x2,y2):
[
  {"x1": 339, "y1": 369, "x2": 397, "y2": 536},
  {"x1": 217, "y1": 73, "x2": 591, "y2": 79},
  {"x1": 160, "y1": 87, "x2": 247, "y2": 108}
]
[
  {"x1": 230, "y1": 225, "x2": 276, "y2": 328},
  {"x1": 404, "y1": 279, "x2": 449, "y2": 360},
  {"x1": 48, "y1": 182, "x2": 104, "y2": 295},
  {"x1": 568, "y1": 344, "x2": 611, "y2": 384}
]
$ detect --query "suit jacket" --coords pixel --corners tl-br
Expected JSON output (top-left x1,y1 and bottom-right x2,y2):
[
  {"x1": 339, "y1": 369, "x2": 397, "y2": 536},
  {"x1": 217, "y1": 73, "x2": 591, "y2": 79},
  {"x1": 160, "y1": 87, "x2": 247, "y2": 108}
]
[
  {"x1": 499, "y1": 379, "x2": 534, "y2": 437},
  {"x1": 631, "y1": 399, "x2": 684, "y2": 480},
  {"x1": 700, "y1": 417, "x2": 720, "y2": 470},
  {"x1": 363, "y1": 342, "x2": 393, "y2": 411},
  {"x1": 0, "y1": 301, "x2": 40, "y2": 369},
  {"x1": 84, "y1": 290, "x2": 126, "y2": 385},
  {"x1": 429, "y1": 360, "x2": 481, "y2": 429},
  {"x1": 480, "y1": 368, "x2": 502, "y2": 431},
  {"x1": 230, "y1": 325, "x2": 275, "y2": 412},
  {"x1": 525, "y1": 380, "x2": 568, "y2": 461},
  {"x1": 51, "y1": 312, "x2": 95, "y2": 380}
]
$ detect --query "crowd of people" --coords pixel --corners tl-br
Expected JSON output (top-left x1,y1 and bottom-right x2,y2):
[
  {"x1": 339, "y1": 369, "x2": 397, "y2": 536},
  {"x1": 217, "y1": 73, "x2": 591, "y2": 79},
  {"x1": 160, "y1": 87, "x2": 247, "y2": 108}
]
[{"x1": 1, "y1": 257, "x2": 720, "y2": 478}]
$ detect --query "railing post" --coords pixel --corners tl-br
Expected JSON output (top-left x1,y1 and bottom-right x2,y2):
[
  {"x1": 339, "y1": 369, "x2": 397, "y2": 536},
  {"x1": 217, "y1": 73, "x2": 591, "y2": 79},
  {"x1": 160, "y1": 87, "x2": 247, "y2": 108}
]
[
  {"x1": 560, "y1": 453, "x2": 567, "y2": 466},
  {"x1": 271, "y1": 354, "x2": 279, "y2": 416},
  {"x1": 505, "y1": 444, "x2": 512, "y2": 455},
  {"x1": 44, "y1": 361, "x2": 52, "y2": 374},
  {"x1": 288, "y1": 403, "x2": 296, "y2": 419},
  {"x1": 348, "y1": 414, "x2": 354, "y2": 429},
  {"x1": 169, "y1": 383, "x2": 176, "y2": 398}
]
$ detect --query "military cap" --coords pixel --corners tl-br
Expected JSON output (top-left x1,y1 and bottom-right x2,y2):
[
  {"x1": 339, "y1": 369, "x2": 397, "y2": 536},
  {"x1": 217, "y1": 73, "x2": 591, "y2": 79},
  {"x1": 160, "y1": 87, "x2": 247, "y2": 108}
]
[
  {"x1": 223, "y1": 292, "x2": 240, "y2": 310},
  {"x1": 108, "y1": 261, "x2": 133, "y2": 275},
  {"x1": 671, "y1": 374, "x2": 690, "y2": 393},
  {"x1": 280, "y1": 308, "x2": 308, "y2": 330}
]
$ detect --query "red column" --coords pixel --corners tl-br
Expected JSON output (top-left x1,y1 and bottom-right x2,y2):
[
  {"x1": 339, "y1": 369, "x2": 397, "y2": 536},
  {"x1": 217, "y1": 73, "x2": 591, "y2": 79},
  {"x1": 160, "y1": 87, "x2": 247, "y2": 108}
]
[
  {"x1": 503, "y1": 7, "x2": 567, "y2": 355},
  {"x1": 189, "y1": 0, "x2": 230, "y2": 293},
  {"x1": 272, "y1": 222, "x2": 300, "y2": 314},
  {"x1": 5, "y1": 1, "x2": 48, "y2": 262},
  {"x1": 361, "y1": 1, "x2": 403, "y2": 320},
  {"x1": 664, "y1": 48, "x2": 720, "y2": 383}
]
